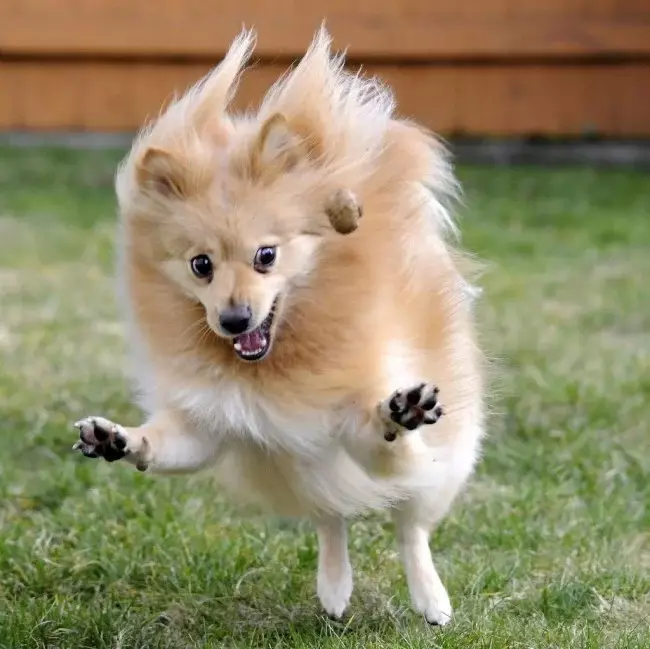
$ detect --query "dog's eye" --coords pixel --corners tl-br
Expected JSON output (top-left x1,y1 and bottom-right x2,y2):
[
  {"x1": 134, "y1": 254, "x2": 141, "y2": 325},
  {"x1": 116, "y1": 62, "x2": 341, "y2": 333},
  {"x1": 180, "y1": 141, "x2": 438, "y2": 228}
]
[
  {"x1": 190, "y1": 254, "x2": 213, "y2": 280},
  {"x1": 254, "y1": 246, "x2": 277, "y2": 273}
]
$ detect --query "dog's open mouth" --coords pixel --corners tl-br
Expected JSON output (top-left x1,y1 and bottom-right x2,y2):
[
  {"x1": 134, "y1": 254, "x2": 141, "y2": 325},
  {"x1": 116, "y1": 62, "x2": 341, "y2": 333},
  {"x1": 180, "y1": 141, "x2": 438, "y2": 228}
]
[{"x1": 232, "y1": 299, "x2": 278, "y2": 362}]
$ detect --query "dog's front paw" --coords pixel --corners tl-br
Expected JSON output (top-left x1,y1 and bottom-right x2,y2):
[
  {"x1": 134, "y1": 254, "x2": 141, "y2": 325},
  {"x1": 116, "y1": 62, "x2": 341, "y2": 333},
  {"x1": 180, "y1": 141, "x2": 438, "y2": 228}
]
[
  {"x1": 379, "y1": 383, "x2": 444, "y2": 442},
  {"x1": 73, "y1": 416, "x2": 149, "y2": 471}
]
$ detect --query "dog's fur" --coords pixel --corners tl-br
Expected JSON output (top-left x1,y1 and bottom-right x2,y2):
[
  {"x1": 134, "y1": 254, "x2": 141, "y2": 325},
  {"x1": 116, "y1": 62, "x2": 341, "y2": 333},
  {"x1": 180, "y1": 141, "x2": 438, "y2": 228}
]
[{"x1": 74, "y1": 28, "x2": 485, "y2": 625}]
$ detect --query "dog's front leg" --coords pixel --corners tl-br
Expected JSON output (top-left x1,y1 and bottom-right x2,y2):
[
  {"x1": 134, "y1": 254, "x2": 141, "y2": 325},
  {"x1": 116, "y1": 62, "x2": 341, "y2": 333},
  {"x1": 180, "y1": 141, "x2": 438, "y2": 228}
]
[
  {"x1": 344, "y1": 382, "x2": 445, "y2": 476},
  {"x1": 72, "y1": 409, "x2": 219, "y2": 474}
]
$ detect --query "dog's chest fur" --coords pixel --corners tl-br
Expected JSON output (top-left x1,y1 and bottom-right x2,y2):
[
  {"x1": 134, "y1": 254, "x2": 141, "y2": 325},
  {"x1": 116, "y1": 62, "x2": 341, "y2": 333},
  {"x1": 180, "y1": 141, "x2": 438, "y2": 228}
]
[
  {"x1": 170, "y1": 375, "x2": 338, "y2": 454},
  {"x1": 165, "y1": 376, "x2": 404, "y2": 515}
]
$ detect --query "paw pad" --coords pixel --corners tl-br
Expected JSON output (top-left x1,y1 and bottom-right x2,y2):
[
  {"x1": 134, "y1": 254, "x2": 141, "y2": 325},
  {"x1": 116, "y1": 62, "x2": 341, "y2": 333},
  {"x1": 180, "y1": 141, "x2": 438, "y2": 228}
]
[
  {"x1": 381, "y1": 383, "x2": 443, "y2": 441},
  {"x1": 73, "y1": 416, "x2": 129, "y2": 464}
]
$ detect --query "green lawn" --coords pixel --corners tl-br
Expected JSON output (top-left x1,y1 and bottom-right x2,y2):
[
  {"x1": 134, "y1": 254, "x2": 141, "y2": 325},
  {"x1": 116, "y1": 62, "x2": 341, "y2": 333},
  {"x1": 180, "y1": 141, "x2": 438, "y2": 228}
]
[{"x1": 0, "y1": 147, "x2": 648, "y2": 648}]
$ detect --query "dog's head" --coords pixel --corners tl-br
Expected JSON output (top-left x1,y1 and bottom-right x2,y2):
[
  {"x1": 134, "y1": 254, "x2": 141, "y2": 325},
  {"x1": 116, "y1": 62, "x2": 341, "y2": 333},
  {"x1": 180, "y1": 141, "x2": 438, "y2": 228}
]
[{"x1": 116, "y1": 28, "x2": 393, "y2": 363}]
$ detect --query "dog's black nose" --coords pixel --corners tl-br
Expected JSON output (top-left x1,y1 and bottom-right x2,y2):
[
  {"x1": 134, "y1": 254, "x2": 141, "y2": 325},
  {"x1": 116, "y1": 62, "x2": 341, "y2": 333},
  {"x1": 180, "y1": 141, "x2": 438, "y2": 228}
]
[{"x1": 219, "y1": 304, "x2": 252, "y2": 335}]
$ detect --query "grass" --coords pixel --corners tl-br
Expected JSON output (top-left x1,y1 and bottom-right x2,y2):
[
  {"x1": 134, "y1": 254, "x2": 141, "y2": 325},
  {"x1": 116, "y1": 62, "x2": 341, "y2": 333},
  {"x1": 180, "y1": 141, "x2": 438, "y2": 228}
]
[{"x1": 0, "y1": 146, "x2": 648, "y2": 648}]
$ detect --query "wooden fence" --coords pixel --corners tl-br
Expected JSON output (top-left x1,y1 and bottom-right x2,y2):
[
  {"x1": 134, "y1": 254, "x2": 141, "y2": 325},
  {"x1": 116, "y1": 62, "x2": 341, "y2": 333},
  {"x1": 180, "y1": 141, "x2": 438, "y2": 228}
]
[{"x1": 1, "y1": 0, "x2": 649, "y2": 136}]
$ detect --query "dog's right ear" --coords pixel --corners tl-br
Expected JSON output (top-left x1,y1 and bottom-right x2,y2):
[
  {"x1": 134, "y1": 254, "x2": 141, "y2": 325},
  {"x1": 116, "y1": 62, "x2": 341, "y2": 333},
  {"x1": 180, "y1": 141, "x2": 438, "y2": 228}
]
[{"x1": 135, "y1": 147, "x2": 188, "y2": 199}]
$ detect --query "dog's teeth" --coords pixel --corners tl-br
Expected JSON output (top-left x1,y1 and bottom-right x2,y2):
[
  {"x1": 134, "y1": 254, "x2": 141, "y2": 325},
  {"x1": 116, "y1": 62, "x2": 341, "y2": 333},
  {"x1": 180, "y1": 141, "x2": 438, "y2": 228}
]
[{"x1": 233, "y1": 341, "x2": 242, "y2": 352}]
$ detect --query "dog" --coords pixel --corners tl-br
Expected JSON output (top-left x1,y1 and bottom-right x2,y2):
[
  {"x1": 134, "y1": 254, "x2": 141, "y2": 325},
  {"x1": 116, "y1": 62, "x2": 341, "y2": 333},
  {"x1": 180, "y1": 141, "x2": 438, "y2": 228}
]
[{"x1": 72, "y1": 27, "x2": 485, "y2": 626}]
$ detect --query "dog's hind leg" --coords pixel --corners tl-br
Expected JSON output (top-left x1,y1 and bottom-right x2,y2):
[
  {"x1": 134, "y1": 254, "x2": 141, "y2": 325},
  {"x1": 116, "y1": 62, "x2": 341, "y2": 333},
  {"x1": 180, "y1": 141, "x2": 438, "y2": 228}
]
[
  {"x1": 314, "y1": 514, "x2": 353, "y2": 619},
  {"x1": 391, "y1": 505, "x2": 452, "y2": 626}
]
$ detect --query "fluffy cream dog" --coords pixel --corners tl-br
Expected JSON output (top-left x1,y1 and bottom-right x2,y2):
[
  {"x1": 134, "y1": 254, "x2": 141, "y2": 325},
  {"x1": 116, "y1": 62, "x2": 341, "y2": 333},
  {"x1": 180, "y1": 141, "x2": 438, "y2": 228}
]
[{"x1": 73, "y1": 27, "x2": 485, "y2": 626}]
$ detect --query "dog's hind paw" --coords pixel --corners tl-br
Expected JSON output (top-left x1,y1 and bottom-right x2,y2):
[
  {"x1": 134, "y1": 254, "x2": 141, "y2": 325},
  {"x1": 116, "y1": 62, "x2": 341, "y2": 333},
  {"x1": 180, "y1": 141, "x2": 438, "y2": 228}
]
[{"x1": 378, "y1": 383, "x2": 444, "y2": 442}]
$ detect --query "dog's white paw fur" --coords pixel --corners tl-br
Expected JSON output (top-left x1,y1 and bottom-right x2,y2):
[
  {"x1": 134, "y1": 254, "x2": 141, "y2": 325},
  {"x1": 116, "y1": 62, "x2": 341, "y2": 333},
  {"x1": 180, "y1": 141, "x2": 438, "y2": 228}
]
[
  {"x1": 413, "y1": 581, "x2": 453, "y2": 626},
  {"x1": 317, "y1": 559, "x2": 353, "y2": 619}
]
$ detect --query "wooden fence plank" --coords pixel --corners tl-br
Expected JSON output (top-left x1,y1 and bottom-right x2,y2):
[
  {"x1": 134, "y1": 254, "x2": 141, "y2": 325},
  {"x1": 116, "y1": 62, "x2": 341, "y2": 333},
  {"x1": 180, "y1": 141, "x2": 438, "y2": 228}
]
[
  {"x1": 456, "y1": 67, "x2": 514, "y2": 134},
  {"x1": 508, "y1": 0, "x2": 580, "y2": 18},
  {"x1": 1, "y1": 0, "x2": 650, "y2": 59},
  {"x1": 377, "y1": 66, "x2": 459, "y2": 134},
  {"x1": 614, "y1": 65, "x2": 650, "y2": 134},
  {"x1": 2, "y1": 60, "x2": 649, "y2": 136},
  {"x1": 0, "y1": 63, "x2": 17, "y2": 127},
  {"x1": 15, "y1": 63, "x2": 82, "y2": 129}
]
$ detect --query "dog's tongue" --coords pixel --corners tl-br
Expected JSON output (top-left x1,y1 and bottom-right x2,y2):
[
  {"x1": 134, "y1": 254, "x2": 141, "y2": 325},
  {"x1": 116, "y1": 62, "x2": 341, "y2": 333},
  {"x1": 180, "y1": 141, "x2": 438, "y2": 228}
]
[{"x1": 236, "y1": 329, "x2": 265, "y2": 353}]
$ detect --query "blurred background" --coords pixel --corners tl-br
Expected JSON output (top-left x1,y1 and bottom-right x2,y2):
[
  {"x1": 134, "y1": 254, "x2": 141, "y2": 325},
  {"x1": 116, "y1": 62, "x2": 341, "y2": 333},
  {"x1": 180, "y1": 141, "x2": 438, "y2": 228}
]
[{"x1": 1, "y1": 0, "x2": 649, "y2": 155}]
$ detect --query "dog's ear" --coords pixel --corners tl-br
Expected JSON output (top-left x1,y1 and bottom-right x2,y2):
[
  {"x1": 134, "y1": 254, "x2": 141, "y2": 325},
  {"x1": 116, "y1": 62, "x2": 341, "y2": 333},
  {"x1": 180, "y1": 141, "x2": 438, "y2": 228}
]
[
  {"x1": 135, "y1": 147, "x2": 188, "y2": 199},
  {"x1": 251, "y1": 113, "x2": 306, "y2": 179}
]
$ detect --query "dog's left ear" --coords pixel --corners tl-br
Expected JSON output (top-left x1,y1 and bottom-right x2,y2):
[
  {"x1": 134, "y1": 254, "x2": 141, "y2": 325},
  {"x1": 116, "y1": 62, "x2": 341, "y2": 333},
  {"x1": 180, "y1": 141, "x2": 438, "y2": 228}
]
[{"x1": 252, "y1": 113, "x2": 306, "y2": 179}]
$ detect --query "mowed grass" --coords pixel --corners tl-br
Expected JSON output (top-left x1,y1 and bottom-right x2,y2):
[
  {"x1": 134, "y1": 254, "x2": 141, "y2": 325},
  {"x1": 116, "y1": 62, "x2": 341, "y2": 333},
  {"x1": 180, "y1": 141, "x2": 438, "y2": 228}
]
[{"x1": 0, "y1": 146, "x2": 648, "y2": 648}]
